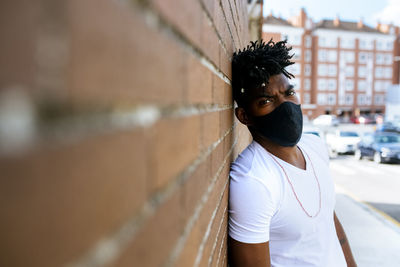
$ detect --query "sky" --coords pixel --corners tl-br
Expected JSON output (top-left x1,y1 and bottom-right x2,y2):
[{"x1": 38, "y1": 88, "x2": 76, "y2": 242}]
[{"x1": 263, "y1": 0, "x2": 400, "y2": 28}]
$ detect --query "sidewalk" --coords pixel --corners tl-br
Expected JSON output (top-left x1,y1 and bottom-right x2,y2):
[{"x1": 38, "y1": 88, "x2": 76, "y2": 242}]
[{"x1": 335, "y1": 186, "x2": 400, "y2": 267}]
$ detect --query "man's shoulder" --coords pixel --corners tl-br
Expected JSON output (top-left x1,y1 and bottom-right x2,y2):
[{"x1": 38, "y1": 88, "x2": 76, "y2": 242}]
[{"x1": 230, "y1": 140, "x2": 276, "y2": 177}]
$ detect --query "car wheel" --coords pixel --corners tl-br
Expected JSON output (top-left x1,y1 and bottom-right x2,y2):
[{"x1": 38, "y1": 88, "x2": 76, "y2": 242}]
[
  {"x1": 373, "y1": 152, "x2": 382, "y2": 163},
  {"x1": 329, "y1": 147, "x2": 338, "y2": 158},
  {"x1": 354, "y1": 149, "x2": 362, "y2": 160}
]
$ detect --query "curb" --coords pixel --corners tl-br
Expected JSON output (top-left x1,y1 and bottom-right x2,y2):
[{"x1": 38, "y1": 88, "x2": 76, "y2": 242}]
[{"x1": 335, "y1": 184, "x2": 400, "y2": 233}]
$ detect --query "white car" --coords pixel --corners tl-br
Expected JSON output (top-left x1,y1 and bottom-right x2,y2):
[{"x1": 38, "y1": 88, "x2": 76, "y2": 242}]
[
  {"x1": 325, "y1": 130, "x2": 360, "y2": 157},
  {"x1": 312, "y1": 115, "x2": 339, "y2": 127}
]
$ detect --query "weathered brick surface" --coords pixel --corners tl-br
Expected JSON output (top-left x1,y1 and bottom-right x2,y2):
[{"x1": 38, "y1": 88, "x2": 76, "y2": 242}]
[
  {"x1": 0, "y1": 0, "x2": 251, "y2": 266},
  {"x1": 149, "y1": 115, "x2": 201, "y2": 192},
  {"x1": 69, "y1": 0, "x2": 187, "y2": 106},
  {"x1": 0, "y1": 129, "x2": 148, "y2": 267},
  {"x1": 186, "y1": 55, "x2": 213, "y2": 104}
]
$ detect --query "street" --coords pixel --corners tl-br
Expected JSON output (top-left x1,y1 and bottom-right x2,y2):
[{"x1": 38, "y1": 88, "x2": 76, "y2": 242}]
[{"x1": 330, "y1": 154, "x2": 400, "y2": 222}]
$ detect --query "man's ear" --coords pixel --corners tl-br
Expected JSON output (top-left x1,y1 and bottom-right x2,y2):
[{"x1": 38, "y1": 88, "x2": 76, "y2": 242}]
[{"x1": 235, "y1": 107, "x2": 253, "y2": 126}]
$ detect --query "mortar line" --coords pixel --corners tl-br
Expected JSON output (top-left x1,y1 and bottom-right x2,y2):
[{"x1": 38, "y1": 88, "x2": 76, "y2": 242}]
[{"x1": 66, "y1": 123, "x2": 237, "y2": 267}]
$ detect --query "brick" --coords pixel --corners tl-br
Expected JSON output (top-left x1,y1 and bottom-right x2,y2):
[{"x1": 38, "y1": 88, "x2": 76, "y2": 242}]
[
  {"x1": 0, "y1": 1, "x2": 37, "y2": 91},
  {"x1": 149, "y1": 116, "x2": 201, "y2": 192},
  {"x1": 223, "y1": 130, "x2": 234, "y2": 160},
  {"x1": 201, "y1": 0, "x2": 215, "y2": 18},
  {"x1": 210, "y1": 140, "x2": 224, "y2": 178},
  {"x1": 213, "y1": 75, "x2": 232, "y2": 106},
  {"x1": 175, "y1": 164, "x2": 229, "y2": 267},
  {"x1": 114, "y1": 189, "x2": 183, "y2": 267},
  {"x1": 200, "y1": 13, "x2": 220, "y2": 67},
  {"x1": 185, "y1": 55, "x2": 213, "y2": 104},
  {"x1": 0, "y1": 129, "x2": 148, "y2": 267},
  {"x1": 198, "y1": 186, "x2": 229, "y2": 266},
  {"x1": 210, "y1": 211, "x2": 228, "y2": 267},
  {"x1": 68, "y1": 0, "x2": 186, "y2": 106},
  {"x1": 201, "y1": 111, "x2": 220, "y2": 151},
  {"x1": 221, "y1": 0, "x2": 239, "y2": 48},
  {"x1": 220, "y1": 109, "x2": 234, "y2": 137},
  {"x1": 219, "y1": 46, "x2": 232, "y2": 80},
  {"x1": 150, "y1": 0, "x2": 202, "y2": 50},
  {"x1": 182, "y1": 156, "x2": 211, "y2": 223}
]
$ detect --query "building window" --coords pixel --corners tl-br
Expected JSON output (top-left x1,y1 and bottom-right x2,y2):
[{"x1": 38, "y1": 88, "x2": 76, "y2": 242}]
[
  {"x1": 384, "y1": 67, "x2": 392, "y2": 79},
  {"x1": 328, "y1": 79, "x2": 336, "y2": 91},
  {"x1": 327, "y1": 93, "x2": 336, "y2": 105},
  {"x1": 374, "y1": 81, "x2": 383, "y2": 92},
  {"x1": 292, "y1": 47, "x2": 302, "y2": 60},
  {"x1": 328, "y1": 50, "x2": 337, "y2": 62},
  {"x1": 359, "y1": 39, "x2": 373, "y2": 50},
  {"x1": 358, "y1": 80, "x2": 367, "y2": 91},
  {"x1": 345, "y1": 94, "x2": 354, "y2": 105},
  {"x1": 304, "y1": 64, "x2": 311, "y2": 76},
  {"x1": 288, "y1": 34, "x2": 302, "y2": 46},
  {"x1": 318, "y1": 64, "x2": 327, "y2": 76},
  {"x1": 376, "y1": 54, "x2": 384, "y2": 65},
  {"x1": 319, "y1": 36, "x2": 337, "y2": 48},
  {"x1": 304, "y1": 93, "x2": 311, "y2": 104},
  {"x1": 375, "y1": 67, "x2": 383, "y2": 78},
  {"x1": 377, "y1": 40, "x2": 384, "y2": 50},
  {"x1": 386, "y1": 41, "x2": 393, "y2": 51},
  {"x1": 340, "y1": 38, "x2": 355, "y2": 49},
  {"x1": 359, "y1": 52, "x2": 368, "y2": 64},
  {"x1": 345, "y1": 66, "x2": 354, "y2": 77},
  {"x1": 384, "y1": 54, "x2": 392, "y2": 65},
  {"x1": 287, "y1": 64, "x2": 301, "y2": 75},
  {"x1": 374, "y1": 94, "x2": 385, "y2": 105},
  {"x1": 318, "y1": 79, "x2": 327, "y2": 90},
  {"x1": 305, "y1": 50, "x2": 312, "y2": 62},
  {"x1": 344, "y1": 51, "x2": 355, "y2": 63},
  {"x1": 328, "y1": 64, "x2": 337, "y2": 76},
  {"x1": 304, "y1": 79, "x2": 311, "y2": 90},
  {"x1": 319, "y1": 50, "x2": 327, "y2": 62},
  {"x1": 317, "y1": 93, "x2": 327, "y2": 105},
  {"x1": 345, "y1": 79, "x2": 354, "y2": 91},
  {"x1": 305, "y1": 36, "x2": 312, "y2": 48},
  {"x1": 358, "y1": 66, "x2": 367, "y2": 78},
  {"x1": 357, "y1": 94, "x2": 366, "y2": 105}
]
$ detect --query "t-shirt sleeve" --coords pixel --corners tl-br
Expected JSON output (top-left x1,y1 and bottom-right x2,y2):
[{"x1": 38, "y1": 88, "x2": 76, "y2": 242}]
[{"x1": 228, "y1": 169, "x2": 278, "y2": 244}]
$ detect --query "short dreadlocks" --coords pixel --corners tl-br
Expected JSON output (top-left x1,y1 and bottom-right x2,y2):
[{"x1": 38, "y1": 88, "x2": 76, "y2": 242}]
[{"x1": 232, "y1": 39, "x2": 295, "y2": 107}]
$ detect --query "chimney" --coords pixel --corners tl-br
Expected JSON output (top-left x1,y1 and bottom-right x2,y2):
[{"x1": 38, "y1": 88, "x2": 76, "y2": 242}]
[
  {"x1": 357, "y1": 18, "x2": 363, "y2": 29},
  {"x1": 333, "y1": 15, "x2": 340, "y2": 27},
  {"x1": 300, "y1": 8, "x2": 307, "y2": 28},
  {"x1": 376, "y1": 21, "x2": 381, "y2": 31}
]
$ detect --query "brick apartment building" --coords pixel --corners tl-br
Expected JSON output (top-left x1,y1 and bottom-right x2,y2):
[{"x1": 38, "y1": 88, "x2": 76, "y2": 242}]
[{"x1": 262, "y1": 9, "x2": 400, "y2": 121}]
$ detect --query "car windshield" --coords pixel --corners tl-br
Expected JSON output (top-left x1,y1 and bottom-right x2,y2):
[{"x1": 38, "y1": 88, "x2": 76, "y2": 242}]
[
  {"x1": 375, "y1": 135, "x2": 400, "y2": 143},
  {"x1": 340, "y1": 132, "x2": 359, "y2": 137}
]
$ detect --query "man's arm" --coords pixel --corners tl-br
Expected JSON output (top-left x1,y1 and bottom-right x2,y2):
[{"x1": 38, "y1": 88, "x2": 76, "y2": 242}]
[
  {"x1": 334, "y1": 212, "x2": 357, "y2": 267},
  {"x1": 228, "y1": 236, "x2": 270, "y2": 267}
]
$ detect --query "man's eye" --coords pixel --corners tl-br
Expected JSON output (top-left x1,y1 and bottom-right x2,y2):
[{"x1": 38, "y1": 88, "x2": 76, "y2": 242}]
[
  {"x1": 287, "y1": 90, "x2": 296, "y2": 96},
  {"x1": 259, "y1": 99, "x2": 271, "y2": 105}
]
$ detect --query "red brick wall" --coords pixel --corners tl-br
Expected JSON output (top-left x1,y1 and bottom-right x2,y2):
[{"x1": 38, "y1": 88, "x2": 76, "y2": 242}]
[{"x1": 0, "y1": 0, "x2": 251, "y2": 266}]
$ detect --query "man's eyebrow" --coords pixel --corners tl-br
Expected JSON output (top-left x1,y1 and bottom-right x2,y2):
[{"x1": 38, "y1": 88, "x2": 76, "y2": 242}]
[{"x1": 285, "y1": 84, "x2": 295, "y2": 92}]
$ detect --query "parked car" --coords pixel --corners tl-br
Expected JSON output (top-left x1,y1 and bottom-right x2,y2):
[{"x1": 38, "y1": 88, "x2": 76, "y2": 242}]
[
  {"x1": 312, "y1": 115, "x2": 339, "y2": 127},
  {"x1": 376, "y1": 120, "x2": 400, "y2": 134},
  {"x1": 355, "y1": 132, "x2": 400, "y2": 163},
  {"x1": 303, "y1": 124, "x2": 323, "y2": 138},
  {"x1": 325, "y1": 130, "x2": 360, "y2": 157}
]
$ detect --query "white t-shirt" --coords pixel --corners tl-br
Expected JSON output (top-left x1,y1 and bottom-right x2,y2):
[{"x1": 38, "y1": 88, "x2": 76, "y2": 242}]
[{"x1": 228, "y1": 134, "x2": 346, "y2": 267}]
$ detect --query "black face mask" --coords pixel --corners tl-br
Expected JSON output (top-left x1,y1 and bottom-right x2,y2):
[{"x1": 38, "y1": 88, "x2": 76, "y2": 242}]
[{"x1": 250, "y1": 102, "x2": 303, "y2": 147}]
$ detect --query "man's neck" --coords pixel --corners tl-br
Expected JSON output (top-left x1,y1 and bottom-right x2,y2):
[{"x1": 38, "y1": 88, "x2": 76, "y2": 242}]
[{"x1": 253, "y1": 134, "x2": 306, "y2": 170}]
